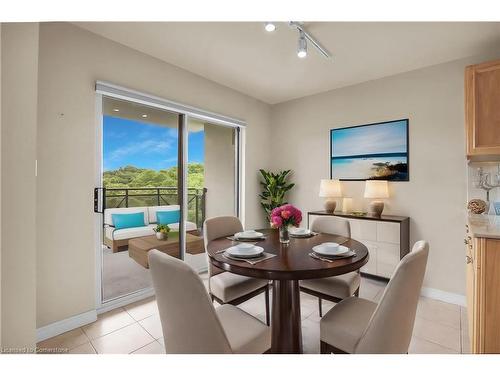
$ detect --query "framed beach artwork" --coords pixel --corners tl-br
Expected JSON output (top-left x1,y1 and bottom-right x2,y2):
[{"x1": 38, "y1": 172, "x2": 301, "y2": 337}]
[{"x1": 330, "y1": 119, "x2": 409, "y2": 181}]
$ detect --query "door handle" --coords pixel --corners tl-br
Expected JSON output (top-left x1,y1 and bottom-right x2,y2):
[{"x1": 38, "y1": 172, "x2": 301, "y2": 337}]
[{"x1": 94, "y1": 187, "x2": 106, "y2": 213}]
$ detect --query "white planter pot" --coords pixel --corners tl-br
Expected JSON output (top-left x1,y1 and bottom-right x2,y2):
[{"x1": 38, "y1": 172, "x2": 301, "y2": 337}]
[{"x1": 156, "y1": 232, "x2": 167, "y2": 240}]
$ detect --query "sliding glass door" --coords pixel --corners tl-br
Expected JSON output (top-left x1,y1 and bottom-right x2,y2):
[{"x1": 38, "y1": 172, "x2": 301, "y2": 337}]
[
  {"x1": 95, "y1": 85, "x2": 243, "y2": 306},
  {"x1": 183, "y1": 119, "x2": 239, "y2": 270},
  {"x1": 99, "y1": 96, "x2": 181, "y2": 302}
]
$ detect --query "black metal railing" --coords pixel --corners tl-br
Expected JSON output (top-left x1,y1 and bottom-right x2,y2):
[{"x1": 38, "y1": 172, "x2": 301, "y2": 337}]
[{"x1": 103, "y1": 187, "x2": 207, "y2": 229}]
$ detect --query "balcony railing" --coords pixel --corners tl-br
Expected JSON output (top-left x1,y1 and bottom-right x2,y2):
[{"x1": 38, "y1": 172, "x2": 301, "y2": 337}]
[{"x1": 103, "y1": 187, "x2": 207, "y2": 229}]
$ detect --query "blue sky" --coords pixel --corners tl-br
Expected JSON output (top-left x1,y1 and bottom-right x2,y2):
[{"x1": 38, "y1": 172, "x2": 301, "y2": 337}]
[
  {"x1": 331, "y1": 120, "x2": 407, "y2": 157},
  {"x1": 103, "y1": 115, "x2": 204, "y2": 171}
]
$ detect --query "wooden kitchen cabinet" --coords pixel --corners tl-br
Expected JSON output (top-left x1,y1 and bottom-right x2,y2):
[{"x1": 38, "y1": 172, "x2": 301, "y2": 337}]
[
  {"x1": 466, "y1": 231, "x2": 500, "y2": 353},
  {"x1": 465, "y1": 59, "x2": 500, "y2": 159}
]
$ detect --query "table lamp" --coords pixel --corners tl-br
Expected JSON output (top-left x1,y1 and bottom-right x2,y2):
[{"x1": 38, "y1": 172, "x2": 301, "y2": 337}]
[
  {"x1": 319, "y1": 179, "x2": 342, "y2": 213},
  {"x1": 364, "y1": 180, "x2": 389, "y2": 217}
]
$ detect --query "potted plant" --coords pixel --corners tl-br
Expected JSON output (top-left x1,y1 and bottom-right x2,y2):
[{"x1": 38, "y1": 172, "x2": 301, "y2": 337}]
[
  {"x1": 270, "y1": 204, "x2": 302, "y2": 244},
  {"x1": 154, "y1": 224, "x2": 171, "y2": 240},
  {"x1": 259, "y1": 169, "x2": 295, "y2": 221}
]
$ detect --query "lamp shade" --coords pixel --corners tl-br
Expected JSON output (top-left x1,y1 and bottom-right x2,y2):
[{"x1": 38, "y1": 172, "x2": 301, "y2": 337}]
[
  {"x1": 319, "y1": 179, "x2": 342, "y2": 198},
  {"x1": 364, "y1": 180, "x2": 389, "y2": 199}
]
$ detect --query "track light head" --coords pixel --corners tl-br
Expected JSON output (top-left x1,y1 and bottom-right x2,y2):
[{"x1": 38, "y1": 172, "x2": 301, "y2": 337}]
[
  {"x1": 264, "y1": 22, "x2": 276, "y2": 32},
  {"x1": 297, "y1": 31, "x2": 307, "y2": 58}
]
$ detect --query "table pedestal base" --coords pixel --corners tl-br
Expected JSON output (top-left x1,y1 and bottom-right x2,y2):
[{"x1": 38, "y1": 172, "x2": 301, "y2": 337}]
[{"x1": 271, "y1": 280, "x2": 302, "y2": 354}]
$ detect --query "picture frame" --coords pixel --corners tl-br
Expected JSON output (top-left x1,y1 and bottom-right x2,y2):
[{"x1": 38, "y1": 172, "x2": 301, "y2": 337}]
[{"x1": 330, "y1": 119, "x2": 409, "y2": 181}]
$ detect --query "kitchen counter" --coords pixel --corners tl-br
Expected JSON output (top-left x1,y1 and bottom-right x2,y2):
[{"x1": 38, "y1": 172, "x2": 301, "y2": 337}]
[{"x1": 468, "y1": 214, "x2": 500, "y2": 239}]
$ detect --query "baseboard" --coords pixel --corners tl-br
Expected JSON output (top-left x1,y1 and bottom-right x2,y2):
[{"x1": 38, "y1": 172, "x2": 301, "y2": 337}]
[
  {"x1": 421, "y1": 287, "x2": 466, "y2": 307},
  {"x1": 36, "y1": 310, "x2": 97, "y2": 343},
  {"x1": 97, "y1": 288, "x2": 155, "y2": 315},
  {"x1": 196, "y1": 266, "x2": 208, "y2": 274}
]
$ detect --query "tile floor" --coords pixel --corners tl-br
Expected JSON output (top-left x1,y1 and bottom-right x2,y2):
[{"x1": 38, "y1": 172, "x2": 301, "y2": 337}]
[{"x1": 38, "y1": 274, "x2": 470, "y2": 354}]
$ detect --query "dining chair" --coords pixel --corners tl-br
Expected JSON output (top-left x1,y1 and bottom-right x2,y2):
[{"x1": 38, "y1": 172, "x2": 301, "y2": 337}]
[
  {"x1": 319, "y1": 240, "x2": 429, "y2": 354},
  {"x1": 299, "y1": 216, "x2": 360, "y2": 317},
  {"x1": 203, "y1": 216, "x2": 270, "y2": 325},
  {"x1": 149, "y1": 250, "x2": 271, "y2": 353}
]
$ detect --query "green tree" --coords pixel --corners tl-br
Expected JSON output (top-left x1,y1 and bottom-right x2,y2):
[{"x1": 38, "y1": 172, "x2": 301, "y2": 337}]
[{"x1": 103, "y1": 163, "x2": 204, "y2": 189}]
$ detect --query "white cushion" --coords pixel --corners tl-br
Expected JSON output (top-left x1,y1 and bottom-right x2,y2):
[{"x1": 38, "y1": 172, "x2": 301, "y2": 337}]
[
  {"x1": 106, "y1": 226, "x2": 154, "y2": 241},
  {"x1": 300, "y1": 272, "x2": 361, "y2": 299},
  {"x1": 147, "y1": 222, "x2": 197, "y2": 232},
  {"x1": 106, "y1": 222, "x2": 198, "y2": 241},
  {"x1": 147, "y1": 205, "x2": 180, "y2": 224},
  {"x1": 210, "y1": 272, "x2": 268, "y2": 303},
  {"x1": 104, "y1": 207, "x2": 149, "y2": 226},
  {"x1": 215, "y1": 304, "x2": 271, "y2": 354}
]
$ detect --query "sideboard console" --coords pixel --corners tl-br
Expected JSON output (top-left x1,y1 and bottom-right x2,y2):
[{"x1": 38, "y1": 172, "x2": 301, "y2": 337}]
[{"x1": 307, "y1": 211, "x2": 410, "y2": 280}]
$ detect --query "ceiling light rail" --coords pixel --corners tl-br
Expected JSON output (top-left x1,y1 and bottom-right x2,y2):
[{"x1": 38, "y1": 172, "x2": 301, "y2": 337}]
[
  {"x1": 289, "y1": 21, "x2": 332, "y2": 59},
  {"x1": 264, "y1": 21, "x2": 332, "y2": 60}
]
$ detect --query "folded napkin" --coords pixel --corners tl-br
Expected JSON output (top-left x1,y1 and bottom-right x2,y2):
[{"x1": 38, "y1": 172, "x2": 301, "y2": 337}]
[{"x1": 222, "y1": 252, "x2": 276, "y2": 265}]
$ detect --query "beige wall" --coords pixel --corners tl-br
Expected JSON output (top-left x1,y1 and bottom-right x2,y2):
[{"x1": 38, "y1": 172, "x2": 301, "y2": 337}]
[
  {"x1": 204, "y1": 124, "x2": 236, "y2": 218},
  {"x1": 0, "y1": 23, "x2": 2, "y2": 346},
  {"x1": 1, "y1": 23, "x2": 39, "y2": 348},
  {"x1": 36, "y1": 22, "x2": 271, "y2": 327},
  {"x1": 9, "y1": 21, "x2": 499, "y2": 335},
  {"x1": 270, "y1": 53, "x2": 500, "y2": 296}
]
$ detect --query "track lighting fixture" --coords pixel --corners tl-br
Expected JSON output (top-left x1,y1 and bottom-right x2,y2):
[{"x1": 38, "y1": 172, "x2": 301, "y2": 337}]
[
  {"x1": 297, "y1": 31, "x2": 307, "y2": 58},
  {"x1": 263, "y1": 21, "x2": 331, "y2": 60}
]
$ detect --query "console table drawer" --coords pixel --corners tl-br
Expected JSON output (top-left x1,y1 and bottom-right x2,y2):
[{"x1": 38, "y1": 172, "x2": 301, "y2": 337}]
[
  {"x1": 350, "y1": 219, "x2": 377, "y2": 241},
  {"x1": 377, "y1": 222, "x2": 400, "y2": 244}
]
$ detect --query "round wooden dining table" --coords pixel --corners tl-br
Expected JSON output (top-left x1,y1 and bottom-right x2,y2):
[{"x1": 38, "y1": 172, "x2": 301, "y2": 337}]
[{"x1": 206, "y1": 228, "x2": 369, "y2": 354}]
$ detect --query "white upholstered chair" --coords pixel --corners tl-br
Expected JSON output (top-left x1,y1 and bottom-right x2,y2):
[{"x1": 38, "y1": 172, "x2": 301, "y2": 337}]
[
  {"x1": 320, "y1": 240, "x2": 429, "y2": 354},
  {"x1": 149, "y1": 249, "x2": 271, "y2": 354},
  {"x1": 300, "y1": 216, "x2": 360, "y2": 316},
  {"x1": 203, "y1": 216, "x2": 270, "y2": 325}
]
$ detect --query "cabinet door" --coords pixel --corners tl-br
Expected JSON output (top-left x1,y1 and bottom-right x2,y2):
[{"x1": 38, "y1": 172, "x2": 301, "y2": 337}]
[
  {"x1": 466, "y1": 59, "x2": 500, "y2": 156},
  {"x1": 377, "y1": 242, "x2": 400, "y2": 278},
  {"x1": 360, "y1": 240, "x2": 377, "y2": 275},
  {"x1": 465, "y1": 241, "x2": 475, "y2": 343}
]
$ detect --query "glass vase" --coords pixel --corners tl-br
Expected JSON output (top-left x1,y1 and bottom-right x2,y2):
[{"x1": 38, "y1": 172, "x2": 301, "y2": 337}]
[{"x1": 279, "y1": 225, "x2": 290, "y2": 244}]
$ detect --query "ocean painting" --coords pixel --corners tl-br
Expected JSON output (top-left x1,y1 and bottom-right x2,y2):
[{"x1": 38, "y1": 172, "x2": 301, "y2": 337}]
[{"x1": 331, "y1": 119, "x2": 408, "y2": 181}]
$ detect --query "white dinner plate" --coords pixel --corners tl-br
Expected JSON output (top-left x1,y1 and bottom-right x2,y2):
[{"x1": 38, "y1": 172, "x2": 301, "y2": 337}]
[
  {"x1": 289, "y1": 227, "x2": 312, "y2": 237},
  {"x1": 312, "y1": 243, "x2": 350, "y2": 257},
  {"x1": 226, "y1": 244, "x2": 264, "y2": 259},
  {"x1": 234, "y1": 230, "x2": 264, "y2": 240}
]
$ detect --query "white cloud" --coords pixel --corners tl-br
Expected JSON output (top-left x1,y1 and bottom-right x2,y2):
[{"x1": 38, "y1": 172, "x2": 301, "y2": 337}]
[{"x1": 108, "y1": 139, "x2": 175, "y2": 161}]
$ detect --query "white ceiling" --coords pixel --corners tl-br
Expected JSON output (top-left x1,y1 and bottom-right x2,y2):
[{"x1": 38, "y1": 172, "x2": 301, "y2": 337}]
[{"x1": 76, "y1": 22, "x2": 500, "y2": 104}]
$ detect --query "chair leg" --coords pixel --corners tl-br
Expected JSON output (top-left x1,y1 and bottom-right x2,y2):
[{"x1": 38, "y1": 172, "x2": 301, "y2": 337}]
[
  {"x1": 318, "y1": 298, "x2": 323, "y2": 317},
  {"x1": 320, "y1": 341, "x2": 329, "y2": 354},
  {"x1": 354, "y1": 287, "x2": 359, "y2": 297},
  {"x1": 321, "y1": 341, "x2": 348, "y2": 354},
  {"x1": 264, "y1": 286, "x2": 270, "y2": 326}
]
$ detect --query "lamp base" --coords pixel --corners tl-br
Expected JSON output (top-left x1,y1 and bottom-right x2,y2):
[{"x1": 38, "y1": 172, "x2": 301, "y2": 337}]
[
  {"x1": 368, "y1": 201, "x2": 384, "y2": 217},
  {"x1": 324, "y1": 199, "x2": 337, "y2": 213}
]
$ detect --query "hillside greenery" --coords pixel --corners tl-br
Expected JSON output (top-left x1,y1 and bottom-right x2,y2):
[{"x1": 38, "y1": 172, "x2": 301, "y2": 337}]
[{"x1": 103, "y1": 164, "x2": 204, "y2": 189}]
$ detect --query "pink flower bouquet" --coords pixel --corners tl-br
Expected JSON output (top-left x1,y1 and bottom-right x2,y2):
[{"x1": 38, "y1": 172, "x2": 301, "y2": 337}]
[{"x1": 270, "y1": 204, "x2": 302, "y2": 228}]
